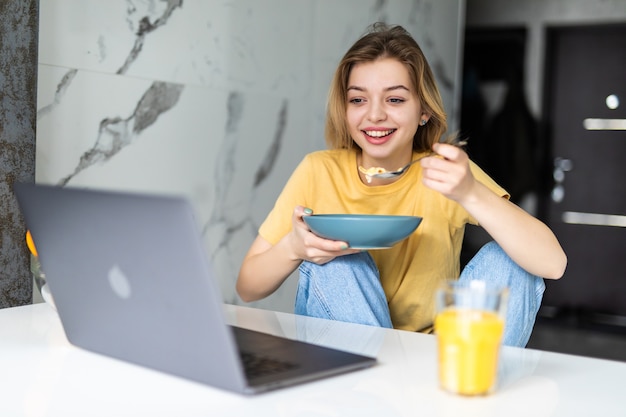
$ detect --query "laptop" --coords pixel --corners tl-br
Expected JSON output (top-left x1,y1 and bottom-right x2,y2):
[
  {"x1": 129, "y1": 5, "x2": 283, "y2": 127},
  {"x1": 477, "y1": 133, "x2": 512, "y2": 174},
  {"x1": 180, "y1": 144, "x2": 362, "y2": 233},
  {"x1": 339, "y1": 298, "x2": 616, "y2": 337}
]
[{"x1": 14, "y1": 182, "x2": 376, "y2": 395}]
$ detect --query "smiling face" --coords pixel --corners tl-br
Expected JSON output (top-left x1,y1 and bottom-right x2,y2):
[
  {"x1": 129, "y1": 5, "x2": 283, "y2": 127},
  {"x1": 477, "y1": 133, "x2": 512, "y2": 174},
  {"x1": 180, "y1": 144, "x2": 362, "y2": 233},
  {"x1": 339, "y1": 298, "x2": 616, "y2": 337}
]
[{"x1": 346, "y1": 57, "x2": 429, "y2": 169}]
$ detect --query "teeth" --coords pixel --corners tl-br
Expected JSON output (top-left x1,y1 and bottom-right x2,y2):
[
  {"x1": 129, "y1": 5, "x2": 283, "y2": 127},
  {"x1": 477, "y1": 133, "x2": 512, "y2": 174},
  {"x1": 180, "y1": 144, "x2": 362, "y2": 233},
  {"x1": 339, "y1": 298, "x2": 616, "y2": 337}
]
[{"x1": 365, "y1": 129, "x2": 395, "y2": 138}]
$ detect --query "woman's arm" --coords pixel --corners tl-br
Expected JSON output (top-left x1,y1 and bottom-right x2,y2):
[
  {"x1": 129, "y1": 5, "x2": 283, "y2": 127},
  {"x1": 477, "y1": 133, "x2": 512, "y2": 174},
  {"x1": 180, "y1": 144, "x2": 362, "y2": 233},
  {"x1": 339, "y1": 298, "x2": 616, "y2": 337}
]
[
  {"x1": 421, "y1": 143, "x2": 567, "y2": 280},
  {"x1": 236, "y1": 206, "x2": 359, "y2": 302},
  {"x1": 236, "y1": 234, "x2": 301, "y2": 302},
  {"x1": 456, "y1": 180, "x2": 566, "y2": 279}
]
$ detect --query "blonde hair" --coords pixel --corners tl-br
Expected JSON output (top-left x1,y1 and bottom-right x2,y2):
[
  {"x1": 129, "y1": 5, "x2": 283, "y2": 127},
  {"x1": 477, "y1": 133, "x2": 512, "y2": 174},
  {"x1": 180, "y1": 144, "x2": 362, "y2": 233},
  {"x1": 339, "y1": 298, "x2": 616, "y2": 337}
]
[{"x1": 325, "y1": 22, "x2": 448, "y2": 152}]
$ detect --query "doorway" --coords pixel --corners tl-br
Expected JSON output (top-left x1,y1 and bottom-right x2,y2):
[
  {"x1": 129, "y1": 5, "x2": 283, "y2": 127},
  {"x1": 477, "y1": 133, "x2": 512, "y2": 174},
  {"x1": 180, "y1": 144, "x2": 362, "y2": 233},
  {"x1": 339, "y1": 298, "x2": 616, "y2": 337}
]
[
  {"x1": 460, "y1": 28, "x2": 542, "y2": 266},
  {"x1": 541, "y1": 24, "x2": 626, "y2": 320}
]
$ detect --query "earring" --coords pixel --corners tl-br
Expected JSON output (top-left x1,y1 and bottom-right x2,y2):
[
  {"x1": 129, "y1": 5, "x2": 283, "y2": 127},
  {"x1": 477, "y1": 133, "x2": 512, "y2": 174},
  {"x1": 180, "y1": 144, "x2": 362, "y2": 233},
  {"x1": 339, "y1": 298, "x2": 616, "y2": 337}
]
[{"x1": 420, "y1": 119, "x2": 427, "y2": 126}]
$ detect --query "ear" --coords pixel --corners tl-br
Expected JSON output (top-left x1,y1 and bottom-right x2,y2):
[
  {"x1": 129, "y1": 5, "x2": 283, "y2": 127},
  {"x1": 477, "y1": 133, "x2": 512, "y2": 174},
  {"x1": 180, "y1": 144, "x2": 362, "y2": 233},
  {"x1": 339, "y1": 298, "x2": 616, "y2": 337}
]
[{"x1": 419, "y1": 113, "x2": 430, "y2": 126}]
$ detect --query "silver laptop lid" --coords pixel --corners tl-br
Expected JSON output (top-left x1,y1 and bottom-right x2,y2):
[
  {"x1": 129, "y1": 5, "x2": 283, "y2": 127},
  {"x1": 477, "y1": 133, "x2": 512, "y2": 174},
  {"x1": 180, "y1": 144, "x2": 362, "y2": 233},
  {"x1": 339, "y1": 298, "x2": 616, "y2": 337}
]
[{"x1": 14, "y1": 183, "x2": 249, "y2": 392}]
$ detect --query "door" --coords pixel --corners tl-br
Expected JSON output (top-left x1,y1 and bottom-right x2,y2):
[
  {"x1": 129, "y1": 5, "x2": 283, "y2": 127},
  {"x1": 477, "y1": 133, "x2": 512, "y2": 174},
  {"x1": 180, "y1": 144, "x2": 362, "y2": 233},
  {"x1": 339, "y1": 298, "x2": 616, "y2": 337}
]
[{"x1": 542, "y1": 24, "x2": 626, "y2": 318}]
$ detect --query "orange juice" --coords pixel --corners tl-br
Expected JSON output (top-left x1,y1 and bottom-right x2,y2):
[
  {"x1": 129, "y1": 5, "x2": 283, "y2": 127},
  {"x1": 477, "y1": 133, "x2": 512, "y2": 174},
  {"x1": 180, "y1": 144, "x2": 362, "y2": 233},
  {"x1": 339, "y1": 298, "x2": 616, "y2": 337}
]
[{"x1": 435, "y1": 308, "x2": 504, "y2": 395}]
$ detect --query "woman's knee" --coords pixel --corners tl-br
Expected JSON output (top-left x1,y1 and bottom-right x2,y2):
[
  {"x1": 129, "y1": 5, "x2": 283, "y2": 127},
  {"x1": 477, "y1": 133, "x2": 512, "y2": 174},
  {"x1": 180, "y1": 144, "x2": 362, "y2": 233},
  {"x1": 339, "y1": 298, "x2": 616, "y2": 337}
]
[
  {"x1": 299, "y1": 251, "x2": 377, "y2": 282},
  {"x1": 461, "y1": 241, "x2": 546, "y2": 347}
]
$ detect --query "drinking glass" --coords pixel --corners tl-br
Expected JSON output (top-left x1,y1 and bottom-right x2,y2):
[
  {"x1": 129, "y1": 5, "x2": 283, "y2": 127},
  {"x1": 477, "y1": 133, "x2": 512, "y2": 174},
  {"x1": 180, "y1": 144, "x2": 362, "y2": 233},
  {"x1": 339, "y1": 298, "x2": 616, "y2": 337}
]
[{"x1": 434, "y1": 280, "x2": 508, "y2": 396}]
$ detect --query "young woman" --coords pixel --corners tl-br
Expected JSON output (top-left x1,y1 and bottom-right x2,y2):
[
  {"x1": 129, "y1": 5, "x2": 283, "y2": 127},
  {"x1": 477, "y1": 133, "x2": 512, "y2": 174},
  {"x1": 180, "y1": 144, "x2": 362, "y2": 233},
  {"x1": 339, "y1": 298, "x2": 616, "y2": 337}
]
[{"x1": 237, "y1": 23, "x2": 566, "y2": 347}]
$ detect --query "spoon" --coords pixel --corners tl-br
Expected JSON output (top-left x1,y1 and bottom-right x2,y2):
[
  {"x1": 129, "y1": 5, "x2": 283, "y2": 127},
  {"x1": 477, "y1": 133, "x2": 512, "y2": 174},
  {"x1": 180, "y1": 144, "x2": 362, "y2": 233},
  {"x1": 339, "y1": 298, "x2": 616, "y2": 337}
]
[{"x1": 359, "y1": 139, "x2": 468, "y2": 182}]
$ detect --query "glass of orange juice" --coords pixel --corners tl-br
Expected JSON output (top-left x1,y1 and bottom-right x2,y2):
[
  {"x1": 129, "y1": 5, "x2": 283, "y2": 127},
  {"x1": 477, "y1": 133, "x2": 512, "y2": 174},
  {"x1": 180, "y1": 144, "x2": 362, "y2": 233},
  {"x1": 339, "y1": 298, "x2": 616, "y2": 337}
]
[{"x1": 434, "y1": 280, "x2": 508, "y2": 396}]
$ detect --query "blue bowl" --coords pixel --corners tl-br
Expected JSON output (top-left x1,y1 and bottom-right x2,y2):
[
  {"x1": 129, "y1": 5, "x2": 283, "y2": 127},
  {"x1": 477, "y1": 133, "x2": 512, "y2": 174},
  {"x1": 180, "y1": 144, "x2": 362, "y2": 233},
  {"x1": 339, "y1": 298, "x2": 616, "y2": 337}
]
[{"x1": 303, "y1": 214, "x2": 422, "y2": 249}]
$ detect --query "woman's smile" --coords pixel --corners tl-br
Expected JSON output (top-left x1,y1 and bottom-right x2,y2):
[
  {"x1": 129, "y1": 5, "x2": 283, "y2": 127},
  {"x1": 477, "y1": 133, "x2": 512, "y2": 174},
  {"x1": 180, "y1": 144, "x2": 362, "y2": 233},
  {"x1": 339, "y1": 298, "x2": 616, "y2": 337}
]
[{"x1": 362, "y1": 128, "x2": 397, "y2": 144}]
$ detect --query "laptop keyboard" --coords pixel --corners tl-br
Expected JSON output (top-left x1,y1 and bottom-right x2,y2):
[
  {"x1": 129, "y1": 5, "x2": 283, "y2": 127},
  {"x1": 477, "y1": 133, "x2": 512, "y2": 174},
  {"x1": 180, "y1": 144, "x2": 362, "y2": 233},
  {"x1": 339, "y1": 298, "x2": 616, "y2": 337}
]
[{"x1": 240, "y1": 351, "x2": 299, "y2": 379}]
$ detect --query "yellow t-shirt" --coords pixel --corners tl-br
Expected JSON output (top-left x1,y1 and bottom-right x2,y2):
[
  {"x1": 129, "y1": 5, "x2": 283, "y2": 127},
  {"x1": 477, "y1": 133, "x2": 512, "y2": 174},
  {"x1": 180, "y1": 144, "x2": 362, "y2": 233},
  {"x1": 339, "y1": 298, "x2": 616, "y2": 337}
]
[{"x1": 259, "y1": 148, "x2": 508, "y2": 332}]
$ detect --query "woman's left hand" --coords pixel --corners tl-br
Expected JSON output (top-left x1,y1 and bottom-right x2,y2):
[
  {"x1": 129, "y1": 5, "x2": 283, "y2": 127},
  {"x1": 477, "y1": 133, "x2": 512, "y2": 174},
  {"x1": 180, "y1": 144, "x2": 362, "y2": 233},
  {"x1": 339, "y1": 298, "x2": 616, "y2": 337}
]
[{"x1": 420, "y1": 143, "x2": 475, "y2": 203}]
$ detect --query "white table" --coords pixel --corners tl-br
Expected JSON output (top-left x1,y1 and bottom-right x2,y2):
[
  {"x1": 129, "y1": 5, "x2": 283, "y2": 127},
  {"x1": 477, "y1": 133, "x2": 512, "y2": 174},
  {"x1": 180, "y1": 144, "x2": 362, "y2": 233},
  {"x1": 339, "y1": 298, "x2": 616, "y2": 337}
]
[{"x1": 1, "y1": 303, "x2": 625, "y2": 417}]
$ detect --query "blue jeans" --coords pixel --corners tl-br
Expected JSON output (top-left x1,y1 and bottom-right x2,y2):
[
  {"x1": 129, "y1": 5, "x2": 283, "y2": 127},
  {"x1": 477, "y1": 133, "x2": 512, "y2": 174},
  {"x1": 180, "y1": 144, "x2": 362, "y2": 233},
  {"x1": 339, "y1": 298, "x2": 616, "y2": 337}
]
[{"x1": 295, "y1": 241, "x2": 545, "y2": 347}]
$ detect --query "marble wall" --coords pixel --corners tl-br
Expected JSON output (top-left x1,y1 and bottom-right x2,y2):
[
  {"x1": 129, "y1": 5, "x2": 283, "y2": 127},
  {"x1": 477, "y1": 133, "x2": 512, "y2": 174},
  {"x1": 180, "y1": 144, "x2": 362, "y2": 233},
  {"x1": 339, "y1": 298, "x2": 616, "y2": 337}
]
[{"x1": 36, "y1": 0, "x2": 465, "y2": 313}]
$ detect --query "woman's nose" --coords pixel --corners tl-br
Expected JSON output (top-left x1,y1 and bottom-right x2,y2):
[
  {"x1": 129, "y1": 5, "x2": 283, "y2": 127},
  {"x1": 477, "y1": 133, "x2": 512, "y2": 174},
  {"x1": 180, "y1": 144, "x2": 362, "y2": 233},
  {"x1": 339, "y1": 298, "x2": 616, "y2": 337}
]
[{"x1": 367, "y1": 103, "x2": 387, "y2": 122}]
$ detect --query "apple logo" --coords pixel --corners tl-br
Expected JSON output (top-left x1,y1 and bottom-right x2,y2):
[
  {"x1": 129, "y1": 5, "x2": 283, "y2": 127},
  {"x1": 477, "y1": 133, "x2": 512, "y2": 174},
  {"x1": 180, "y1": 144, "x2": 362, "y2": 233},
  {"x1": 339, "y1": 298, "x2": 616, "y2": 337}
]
[{"x1": 107, "y1": 264, "x2": 132, "y2": 299}]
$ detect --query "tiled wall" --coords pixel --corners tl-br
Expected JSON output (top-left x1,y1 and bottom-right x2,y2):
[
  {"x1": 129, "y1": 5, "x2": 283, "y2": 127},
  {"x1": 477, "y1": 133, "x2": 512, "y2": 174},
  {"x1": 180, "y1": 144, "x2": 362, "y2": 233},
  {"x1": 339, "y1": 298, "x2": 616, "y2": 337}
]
[{"x1": 36, "y1": 0, "x2": 465, "y2": 312}]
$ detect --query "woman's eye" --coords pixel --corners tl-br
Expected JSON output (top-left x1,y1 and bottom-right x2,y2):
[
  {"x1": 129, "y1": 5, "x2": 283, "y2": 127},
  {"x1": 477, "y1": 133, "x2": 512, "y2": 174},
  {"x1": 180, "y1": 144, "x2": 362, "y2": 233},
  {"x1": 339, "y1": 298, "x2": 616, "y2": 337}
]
[
  {"x1": 389, "y1": 97, "x2": 405, "y2": 104},
  {"x1": 349, "y1": 98, "x2": 364, "y2": 104}
]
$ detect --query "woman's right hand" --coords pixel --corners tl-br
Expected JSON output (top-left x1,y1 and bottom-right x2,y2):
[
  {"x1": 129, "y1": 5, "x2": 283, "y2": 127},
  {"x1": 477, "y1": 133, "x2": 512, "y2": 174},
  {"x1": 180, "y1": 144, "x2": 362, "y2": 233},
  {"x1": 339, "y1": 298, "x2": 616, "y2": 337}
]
[{"x1": 288, "y1": 205, "x2": 359, "y2": 265}]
